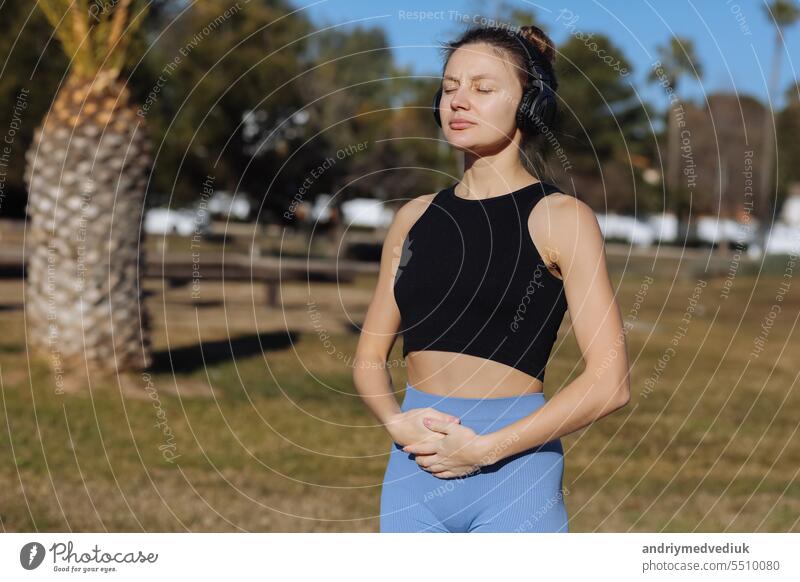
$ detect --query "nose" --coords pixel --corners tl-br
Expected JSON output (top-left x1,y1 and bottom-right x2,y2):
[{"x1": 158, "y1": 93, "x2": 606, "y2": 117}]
[{"x1": 448, "y1": 86, "x2": 470, "y2": 114}]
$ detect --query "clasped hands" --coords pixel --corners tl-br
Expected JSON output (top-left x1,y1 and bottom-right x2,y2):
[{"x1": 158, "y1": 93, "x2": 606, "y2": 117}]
[{"x1": 387, "y1": 407, "x2": 491, "y2": 479}]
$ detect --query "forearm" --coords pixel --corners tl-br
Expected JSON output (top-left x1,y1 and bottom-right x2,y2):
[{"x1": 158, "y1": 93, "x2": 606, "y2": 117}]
[
  {"x1": 476, "y1": 369, "x2": 629, "y2": 465},
  {"x1": 352, "y1": 350, "x2": 402, "y2": 430}
]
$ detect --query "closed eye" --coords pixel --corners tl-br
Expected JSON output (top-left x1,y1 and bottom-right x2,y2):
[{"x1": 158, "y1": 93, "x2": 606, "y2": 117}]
[{"x1": 443, "y1": 88, "x2": 494, "y2": 94}]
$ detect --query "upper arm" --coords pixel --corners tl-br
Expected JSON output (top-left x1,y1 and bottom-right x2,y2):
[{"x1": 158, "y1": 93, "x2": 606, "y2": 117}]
[
  {"x1": 354, "y1": 194, "x2": 434, "y2": 359},
  {"x1": 540, "y1": 195, "x2": 629, "y2": 388}
]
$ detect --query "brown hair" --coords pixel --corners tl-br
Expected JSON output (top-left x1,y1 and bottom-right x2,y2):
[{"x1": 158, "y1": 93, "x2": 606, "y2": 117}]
[{"x1": 439, "y1": 24, "x2": 558, "y2": 178}]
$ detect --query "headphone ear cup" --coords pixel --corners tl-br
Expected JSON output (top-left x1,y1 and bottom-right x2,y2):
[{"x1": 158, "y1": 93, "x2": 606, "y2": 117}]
[
  {"x1": 516, "y1": 88, "x2": 538, "y2": 133},
  {"x1": 432, "y1": 88, "x2": 443, "y2": 127},
  {"x1": 537, "y1": 91, "x2": 557, "y2": 128},
  {"x1": 516, "y1": 85, "x2": 557, "y2": 133}
]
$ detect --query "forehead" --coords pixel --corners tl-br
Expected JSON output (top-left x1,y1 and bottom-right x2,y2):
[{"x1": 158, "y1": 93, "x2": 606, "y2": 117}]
[{"x1": 443, "y1": 42, "x2": 516, "y2": 80}]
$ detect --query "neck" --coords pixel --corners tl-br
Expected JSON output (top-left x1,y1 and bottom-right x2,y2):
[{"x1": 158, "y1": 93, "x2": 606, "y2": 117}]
[{"x1": 460, "y1": 144, "x2": 537, "y2": 197}]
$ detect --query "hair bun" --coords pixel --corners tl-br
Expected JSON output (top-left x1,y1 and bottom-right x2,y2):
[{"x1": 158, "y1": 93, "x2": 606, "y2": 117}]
[{"x1": 518, "y1": 25, "x2": 556, "y2": 66}]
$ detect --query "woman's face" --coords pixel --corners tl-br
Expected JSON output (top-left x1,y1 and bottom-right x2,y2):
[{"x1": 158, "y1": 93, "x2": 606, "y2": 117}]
[{"x1": 439, "y1": 42, "x2": 523, "y2": 152}]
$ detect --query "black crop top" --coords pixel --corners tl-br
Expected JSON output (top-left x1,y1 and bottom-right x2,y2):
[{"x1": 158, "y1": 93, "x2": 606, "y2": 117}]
[{"x1": 393, "y1": 180, "x2": 568, "y2": 382}]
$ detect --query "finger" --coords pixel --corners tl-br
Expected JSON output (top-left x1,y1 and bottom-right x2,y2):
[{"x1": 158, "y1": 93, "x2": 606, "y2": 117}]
[
  {"x1": 415, "y1": 454, "x2": 440, "y2": 469},
  {"x1": 423, "y1": 417, "x2": 456, "y2": 434},
  {"x1": 432, "y1": 470, "x2": 456, "y2": 479},
  {"x1": 435, "y1": 412, "x2": 460, "y2": 424},
  {"x1": 403, "y1": 441, "x2": 438, "y2": 455}
]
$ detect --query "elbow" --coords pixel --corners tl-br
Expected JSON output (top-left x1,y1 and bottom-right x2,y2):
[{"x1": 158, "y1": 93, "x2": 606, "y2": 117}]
[
  {"x1": 612, "y1": 371, "x2": 632, "y2": 409},
  {"x1": 352, "y1": 348, "x2": 389, "y2": 382},
  {"x1": 588, "y1": 361, "x2": 631, "y2": 411},
  {"x1": 615, "y1": 386, "x2": 631, "y2": 409}
]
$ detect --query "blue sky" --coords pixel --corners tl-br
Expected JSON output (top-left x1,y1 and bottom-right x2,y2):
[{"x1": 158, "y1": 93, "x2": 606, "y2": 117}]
[{"x1": 292, "y1": 0, "x2": 800, "y2": 111}]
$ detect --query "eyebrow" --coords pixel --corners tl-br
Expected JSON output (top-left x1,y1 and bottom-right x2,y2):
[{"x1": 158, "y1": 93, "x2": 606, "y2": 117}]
[{"x1": 443, "y1": 74, "x2": 497, "y2": 81}]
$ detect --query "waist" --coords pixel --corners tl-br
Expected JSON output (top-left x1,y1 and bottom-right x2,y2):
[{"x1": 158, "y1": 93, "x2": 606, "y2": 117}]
[{"x1": 400, "y1": 382, "x2": 547, "y2": 429}]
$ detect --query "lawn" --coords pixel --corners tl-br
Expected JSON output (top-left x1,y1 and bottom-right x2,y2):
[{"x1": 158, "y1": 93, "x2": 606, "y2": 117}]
[{"x1": 0, "y1": 247, "x2": 798, "y2": 532}]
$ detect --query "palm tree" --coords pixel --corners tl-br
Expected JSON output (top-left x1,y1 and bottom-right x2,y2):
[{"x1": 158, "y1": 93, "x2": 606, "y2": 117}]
[
  {"x1": 757, "y1": 0, "x2": 800, "y2": 253},
  {"x1": 648, "y1": 36, "x2": 703, "y2": 225},
  {"x1": 24, "y1": 0, "x2": 153, "y2": 385}
]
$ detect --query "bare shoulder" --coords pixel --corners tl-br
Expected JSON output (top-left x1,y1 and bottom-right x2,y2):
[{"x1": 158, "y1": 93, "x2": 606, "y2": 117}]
[
  {"x1": 528, "y1": 191, "x2": 600, "y2": 269},
  {"x1": 390, "y1": 191, "x2": 438, "y2": 235},
  {"x1": 530, "y1": 191, "x2": 597, "y2": 233}
]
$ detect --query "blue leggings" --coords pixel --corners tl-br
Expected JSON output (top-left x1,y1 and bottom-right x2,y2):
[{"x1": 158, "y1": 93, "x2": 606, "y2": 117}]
[{"x1": 380, "y1": 383, "x2": 568, "y2": 533}]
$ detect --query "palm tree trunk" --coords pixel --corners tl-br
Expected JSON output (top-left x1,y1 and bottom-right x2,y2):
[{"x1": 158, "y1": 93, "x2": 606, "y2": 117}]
[
  {"x1": 667, "y1": 98, "x2": 683, "y2": 233},
  {"x1": 756, "y1": 29, "x2": 784, "y2": 253},
  {"x1": 24, "y1": 74, "x2": 153, "y2": 386}
]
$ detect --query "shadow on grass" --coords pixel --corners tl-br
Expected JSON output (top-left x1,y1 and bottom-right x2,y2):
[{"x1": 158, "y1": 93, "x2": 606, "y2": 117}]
[{"x1": 150, "y1": 330, "x2": 299, "y2": 374}]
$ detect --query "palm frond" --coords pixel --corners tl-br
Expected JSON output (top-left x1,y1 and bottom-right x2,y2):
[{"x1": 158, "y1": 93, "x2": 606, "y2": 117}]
[
  {"x1": 37, "y1": 0, "x2": 84, "y2": 69},
  {"x1": 764, "y1": 0, "x2": 800, "y2": 28},
  {"x1": 106, "y1": 0, "x2": 150, "y2": 78},
  {"x1": 35, "y1": 0, "x2": 148, "y2": 81}
]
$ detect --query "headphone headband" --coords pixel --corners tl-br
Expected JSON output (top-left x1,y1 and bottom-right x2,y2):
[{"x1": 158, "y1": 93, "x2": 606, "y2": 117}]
[{"x1": 508, "y1": 30, "x2": 552, "y2": 86}]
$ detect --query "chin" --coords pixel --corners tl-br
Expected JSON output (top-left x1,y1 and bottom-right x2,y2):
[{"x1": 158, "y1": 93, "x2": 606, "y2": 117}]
[{"x1": 446, "y1": 131, "x2": 506, "y2": 154}]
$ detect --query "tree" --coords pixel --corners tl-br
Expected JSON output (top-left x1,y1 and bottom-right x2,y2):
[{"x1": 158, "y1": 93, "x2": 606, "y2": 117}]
[
  {"x1": 25, "y1": 0, "x2": 153, "y2": 385},
  {"x1": 0, "y1": 3, "x2": 68, "y2": 218},
  {"x1": 555, "y1": 33, "x2": 650, "y2": 211},
  {"x1": 681, "y1": 93, "x2": 766, "y2": 218},
  {"x1": 301, "y1": 24, "x2": 401, "y2": 198},
  {"x1": 777, "y1": 82, "x2": 800, "y2": 197},
  {"x1": 757, "y1": 0, "x2": 800, "y2": 252},
  {"x1": 647, "y1": 36, "x2": 702, "y2": 221},
  {"x1": 134, "y1": 0, "x2": 316, "y2": 212}
]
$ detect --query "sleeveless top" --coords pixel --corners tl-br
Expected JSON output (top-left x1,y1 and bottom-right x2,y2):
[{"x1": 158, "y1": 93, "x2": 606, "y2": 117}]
[{"x1": 393, "y1": 180, "x2": 568, "y2": 382}]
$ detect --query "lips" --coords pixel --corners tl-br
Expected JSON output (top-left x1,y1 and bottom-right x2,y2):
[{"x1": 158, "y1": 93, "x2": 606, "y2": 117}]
[{"x1": 449, "y1": 118, "x2": 475, "y2": 129}]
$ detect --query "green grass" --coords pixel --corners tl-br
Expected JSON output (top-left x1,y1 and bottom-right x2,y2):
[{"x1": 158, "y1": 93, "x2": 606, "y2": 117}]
[{"x1": 0, "y1": 253, "x2": 798, "y2": 532}]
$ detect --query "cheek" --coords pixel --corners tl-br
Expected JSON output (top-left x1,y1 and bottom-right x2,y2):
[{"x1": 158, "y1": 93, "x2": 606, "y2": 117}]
[{"x1": 482, "y1": 96, "x2": 518, "y2": 133}]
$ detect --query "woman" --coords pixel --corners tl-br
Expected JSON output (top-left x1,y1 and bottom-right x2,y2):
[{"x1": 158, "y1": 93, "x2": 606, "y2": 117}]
[{"x1": 354, "y1": 24, "x2": 631, "y2": 533}]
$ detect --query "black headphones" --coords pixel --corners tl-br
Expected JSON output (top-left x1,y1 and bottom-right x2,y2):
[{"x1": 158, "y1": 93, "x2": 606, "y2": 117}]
[{"x1": 432, "y1": 31, "x2": 557, "y2": 134}]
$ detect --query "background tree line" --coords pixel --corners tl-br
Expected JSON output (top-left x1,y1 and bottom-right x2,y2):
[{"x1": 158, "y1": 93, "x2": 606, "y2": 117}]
[{"x1": 1, "y1": 0, "x2": 798, "y2": 224}]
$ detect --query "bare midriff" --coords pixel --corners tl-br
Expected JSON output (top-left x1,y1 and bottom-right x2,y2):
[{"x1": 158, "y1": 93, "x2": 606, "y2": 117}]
[{"x1": 405, "y1": 350, "x2": 544, "y2": 398}]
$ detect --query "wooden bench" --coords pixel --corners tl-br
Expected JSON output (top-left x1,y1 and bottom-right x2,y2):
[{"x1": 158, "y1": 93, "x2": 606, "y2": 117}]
[{"x1": 0, "y1": 248, "x2": 377, "y2": 308}]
